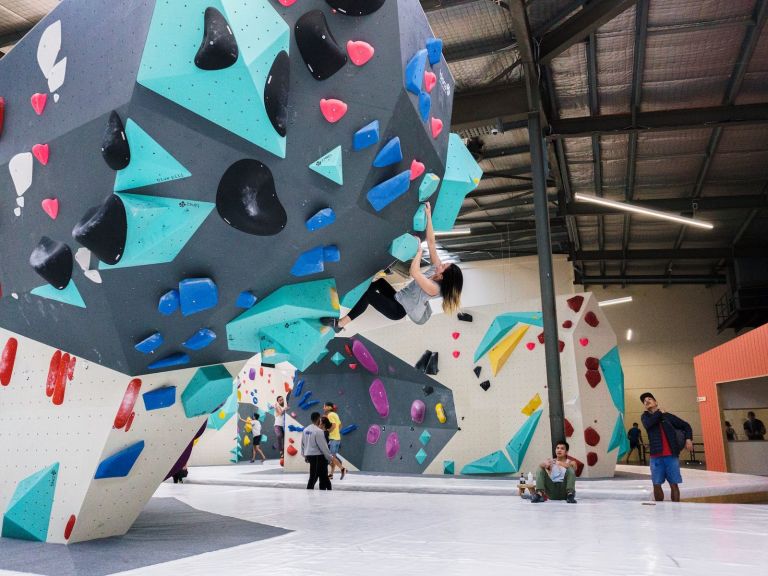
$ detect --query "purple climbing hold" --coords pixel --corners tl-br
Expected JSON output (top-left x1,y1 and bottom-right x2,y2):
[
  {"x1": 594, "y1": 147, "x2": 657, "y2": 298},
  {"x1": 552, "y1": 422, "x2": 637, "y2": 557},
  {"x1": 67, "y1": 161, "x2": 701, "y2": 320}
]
[
  {"x1": 369, "y1": 378, "x2": 389, "y2": 418},
  {"x1": 352, "y1": 339, "x2": 378, "y2": 374},
  {"x1": 385, "y1": 432, "x2": 400, "y2": 460},
  {"x1": 410, "y1": 399, "x2": 426, "y2": 424},
  {"x1": 248, "y1": 367, "x2": 256, "y2": 380},
  {"x1": 367, "y1": 425, "x2": 381, "y2": 445}
]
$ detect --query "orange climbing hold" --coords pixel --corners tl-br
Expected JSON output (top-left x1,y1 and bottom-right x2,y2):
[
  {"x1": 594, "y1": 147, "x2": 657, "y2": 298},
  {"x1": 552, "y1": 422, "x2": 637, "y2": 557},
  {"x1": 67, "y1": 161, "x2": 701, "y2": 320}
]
[
  {"x1": 347, "y1": 40, "x2": 375, "y2": 66},
  {"x1": 320, "y1": 98, "x2": 348, "y2": 123},
  {"x1": 286, "y1": 444, "x2": 298, "y2": 456}
]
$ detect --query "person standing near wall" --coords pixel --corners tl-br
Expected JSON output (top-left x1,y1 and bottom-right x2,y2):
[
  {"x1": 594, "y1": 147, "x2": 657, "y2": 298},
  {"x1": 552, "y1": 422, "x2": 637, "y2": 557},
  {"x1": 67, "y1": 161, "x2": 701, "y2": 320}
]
[
  {"x1": 249, "y1": 409, "x2": 266, "y2": 463},
  {"x1": 323, "y1": 401, "x2": 347, "y2": 480},
  {"x1": 724, "y1": 421, "x2": 736, "y2": 441},
  {"x1": 274, "y1": 395, "x2": 288, "y2": 458},
  {"x1": 640, "y1": 392, "x2": 693, "y2": 502},
  {"x1": 301, "y1": 412, "x2": 333, "y2": 490},
  {"x1": 743, "y1": 411, "x2": 766, "y2": 440},
  {"x1": 626, "y1": 422, "x2": 644, "y2": 464}
]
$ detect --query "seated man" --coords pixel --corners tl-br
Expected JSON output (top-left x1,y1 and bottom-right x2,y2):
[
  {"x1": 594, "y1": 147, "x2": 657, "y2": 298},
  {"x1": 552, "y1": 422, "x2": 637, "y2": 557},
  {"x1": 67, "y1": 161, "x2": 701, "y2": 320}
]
[{"x1": 531, "y1": 440, "x2": 577, "y2": 504}]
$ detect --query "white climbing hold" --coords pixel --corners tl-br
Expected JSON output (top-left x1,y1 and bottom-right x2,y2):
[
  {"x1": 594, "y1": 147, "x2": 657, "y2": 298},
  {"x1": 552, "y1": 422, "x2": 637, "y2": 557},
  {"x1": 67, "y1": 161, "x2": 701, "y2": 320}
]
[{"x1": 9, "y1": 153, "x2": 33, "y2": 196}]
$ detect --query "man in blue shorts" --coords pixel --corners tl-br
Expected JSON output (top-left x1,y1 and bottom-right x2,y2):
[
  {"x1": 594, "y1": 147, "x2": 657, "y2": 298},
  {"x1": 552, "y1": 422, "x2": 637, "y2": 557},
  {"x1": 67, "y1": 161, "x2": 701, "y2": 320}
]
[{"x1": 640, "y1": 392, "x2": 693, "y2": 502}]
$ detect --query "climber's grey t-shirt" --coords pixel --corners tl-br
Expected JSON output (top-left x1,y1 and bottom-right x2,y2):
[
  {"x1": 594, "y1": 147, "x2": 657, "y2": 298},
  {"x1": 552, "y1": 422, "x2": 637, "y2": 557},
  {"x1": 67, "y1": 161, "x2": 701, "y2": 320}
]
[{"x1": 395, "y1": 267, "x2": 436, "y2": 325}]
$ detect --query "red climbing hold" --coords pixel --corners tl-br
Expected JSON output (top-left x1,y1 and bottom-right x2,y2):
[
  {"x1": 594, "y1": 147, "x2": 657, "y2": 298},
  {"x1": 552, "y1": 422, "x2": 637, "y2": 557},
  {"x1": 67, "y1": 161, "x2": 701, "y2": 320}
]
[
  {"x1": 410, "y1": 159, "x2": 425, "y2": 181},
  {"x1": 562, "y1": 320, "x2": 573, "y2": 329},
  {"x1": 286, "y1": 444, "x2": 298, "y2": 456},
  {"x1": 64, "y1": 515, "x2": 76, "y2": 540},
  {"x1": 320, "y1": 98, "x2": 348, "y2": 123},
  {"x1": 31, "y1": 93, "x2": 47, "y2": 116},
  {"x1": 587, "y1": 452, "x2": 598, "y2": 466},
  {"x1": 424, "y1": 71, "x2": 436, "y2": 93},
  {"x1": 115, "y1": 378, "x2": 142, "y2": 429},
  {"x1": 278, "y1": 0, "x2": 297, "y2": 5},
  {"x1": 584, "y1": 426, "x2": 600, "y2": 446},
  {"x1": 584, "y1": 311, "x2": 599, "y2": 327},
  {"x1": 0, "y1": 337, "x2": 18, "y2": 386},
  {"x1": 349, "y1": 363, "x2": 357, "y2": 370},
  {"x1": 347, "y1": 40, "x2": 375, "y2": 66},
  {"x1": 32, "y1": 143, "x2": 50, "y2": 165},
  {"x1": 260, "y1": 366, "x2": 264, "y2": 377},
  {"x1": 430, "y1": 117, "x2": 443, "y2": 139},
  {"x1": 567, "y1": 295, "x2": 584, "y2": 312},
  {"x1": 452, "y1": 332, "x2": 460, "y2": 340},
  {"x1": 452, "y1": 350, "x2": 460, "y2": 358},
  {"x1": 585, "y1": 370, "x2": 601, "y2": 388},
  {"x1": 66, "y1": 355, "x2": 76, "y2": 381},
  {"x1": 525, "y1": 342, "x2": 535, "y2": 351},
  {"x1": 558, "y1": 340, "x2": 565, "y2": 353},
  {"x1": 284, "y1": 382, "x2": 291, "y2": 393},
  {"x1": 125, "y1": 411, "x2": 136, "y2": 432},
  {"x1": 46, "y1": 351, "x2": 61, "y2": 398},
  {"x1": 585, "y1": 357, "x2": 599, "y2": 370},
  {"x1": 564, "y1": 418, "x2": 574, "y2": 438},
  {"x1": 537, "y1": 331, "x2": 544, "y2": 344},
  {"x1": 568, "y1": 455, "x2": 584, "y2": 477},
  {"x1": 345, "y1": 344, "x2": 352, "y2": 356},
  {"x1": 52, "y1": 352, "x2": 70, "y2": 405},
  {"x1": 280, "y1": 458, "x2": 285, "y2": 466},
  {"x1": 579, "y1": 337, "x2": 589, "y2": 347},
  {"x1": 288, "y1": 438, "x2": 295, "y2": 444},
  {"x1": 41, "y1": 198, "x2": 59, "y2": 220}
]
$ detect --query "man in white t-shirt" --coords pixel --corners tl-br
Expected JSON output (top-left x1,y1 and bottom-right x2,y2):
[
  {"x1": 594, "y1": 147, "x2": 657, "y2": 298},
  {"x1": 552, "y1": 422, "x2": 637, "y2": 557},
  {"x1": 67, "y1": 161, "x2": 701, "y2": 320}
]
[{"x1": 531, "y1": 441, "x2": 577, "y2": 504}]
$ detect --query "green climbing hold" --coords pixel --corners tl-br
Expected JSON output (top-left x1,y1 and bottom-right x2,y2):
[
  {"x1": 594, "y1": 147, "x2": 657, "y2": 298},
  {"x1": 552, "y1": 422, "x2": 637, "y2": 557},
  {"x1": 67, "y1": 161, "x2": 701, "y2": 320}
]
[
  {"x1": 309, "y1": 146, "x2": 343, "y2": 185},
  {"x1": 505, "y1": 409, "x2": 543, "y2": 472},
  {"x1": 1, "y1": 463, "x2": 59, "y2": 542},
  {"x1": 461, "y1": 450, "x2": 515, "y2": 475}
]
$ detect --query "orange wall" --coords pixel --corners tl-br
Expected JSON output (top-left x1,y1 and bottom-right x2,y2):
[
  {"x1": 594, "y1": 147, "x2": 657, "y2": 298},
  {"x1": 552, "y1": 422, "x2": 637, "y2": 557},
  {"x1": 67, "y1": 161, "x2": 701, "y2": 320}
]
[{"x1": 694, "y1": 323, "x2": 768, "y2": 472}]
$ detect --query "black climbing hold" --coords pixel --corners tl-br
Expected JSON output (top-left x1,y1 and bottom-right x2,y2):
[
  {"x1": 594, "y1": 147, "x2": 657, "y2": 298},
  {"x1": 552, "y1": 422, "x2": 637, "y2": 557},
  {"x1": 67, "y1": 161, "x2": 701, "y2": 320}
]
[
  {"x1": 415, "y1": 350, "x2": 432, "y2": 373},
  {"x1": 295, "y1": 11, "x2": 347, "y2": 81},
  {"x1": 101, "y1": 111, "x2": 130, "y2": 171},
  {"x1": 479, "y1": 380, "x2": 491, "y2": 391},
  {"x1": 425, "y1": 351, "x2": 439, "y2": 375},
  {"x1": 216, "y1": 159, "x2": 287, "y2": 236},
  {"x1": 195, "y1": 7, "x2": 239, "y2": 71},
  {"x1": 457, "y1": 312, "x2": 473, "y2": 322},
  {"x1": 473, "y1": 366, "x2": 482, "y2": 378},
  {"x1": 324, "y1": 0, "x2": 386, "y2": 16},
  {"x1": 422, "y1": 385, "x2": 434, "y2": 396},
  {"x1": 264, "y1": 51, "x2": 290, "y2": 137},
  {"x1": 29, "y1": 237, "x2": 73, "y2": 290},
  {"x1": 72, "y1": 194, "x2": 127, "y2": 265}
]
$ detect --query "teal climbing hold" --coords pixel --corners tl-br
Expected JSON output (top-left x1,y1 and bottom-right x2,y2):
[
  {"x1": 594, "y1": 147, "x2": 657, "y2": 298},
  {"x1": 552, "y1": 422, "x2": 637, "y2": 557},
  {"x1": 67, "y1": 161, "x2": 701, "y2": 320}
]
[
  {"x1": 100, "y1": 193, "x2": 214, "y2": 270},
  {"x1": 1, "y1": 463, "x2": 59, "y2": 542},
  {"x1": 415, "y1": 448, "x2": 427, "y2": 465},
  {"x1": 353, "y1": 120, "x2": 380, "y2": 150},
  {"x1": 600, "y1": 346, "x2": 624, "y2": 413},
  {"x1": 461, "y1": 450, "x2": 515, "y2": 475},
  {"x1": 443, "y1": 460, "x2": 455, "y2": 475},
  {"x1": 418, "y1": 173, "x2": 440, "y2": 201},
  {"x1": 389, "y1": 233, "x2": 419, "y2": 262},
  {"x1": 373, "y1": 137, "x2": 403, "y2": 168},
  {"x1": 114, "y1": 120, "x2": 191, "y2": 192},
  {"x1": 419, "y1": 429, "x2": 432, "y2": 446},
  {"x1": 260, "y1": 318, "x2": 334, "y2": 371},
  {"x1": 30, "y1": 281, "x2": 86, "y2": 308},
  {"x1": 432, "y1": 133, "x2": 483, "y2": 231},
  {"x1": 207, "y1": 383, "x2": 237, "y2": 430},
  {"x1": 94, "y1": 441, "x2": 145, "y2": 479},
  {"x1": 474, "y1": 312, "x2": 544, "y2": 362},
  {"x1": 404, "y1": 49, "x2": 427, "y2": 94},
  {"x1": 341, "y1": 275, "x2": 374, "y2": 309},
  {"x1": 309, "y1": 146, "x2": 343, "y2": 185},
  {"x1": 331, "y1": 352, "x2": 346, "y2": 366},
  {"x1": 182, "y1": 364, "x2": 234, "y2": 418},
  {"x1": 413, "y1": 204, "x2": 427, "y2": 231},
  {"x1": 137, "y1": 0, "x2": 289, "y2": 158},
  {"x1": 367, "y1": 170, "x2": 411, "y2": 211},
  {"x1": 608, "y1": 413, "x2": 630, "y2": 462},
  {"x1": 505, "y1": 409, "x2": 543, "y2": 471},
  {"x1": 315, "y1": 348, "x2": 330, "y2": 363}
]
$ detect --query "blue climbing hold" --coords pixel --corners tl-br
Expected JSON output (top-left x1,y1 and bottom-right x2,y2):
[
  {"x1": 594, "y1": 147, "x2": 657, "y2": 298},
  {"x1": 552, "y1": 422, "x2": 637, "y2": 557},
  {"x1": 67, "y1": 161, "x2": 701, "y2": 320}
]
[
  {"x1": 340, "y1": 424, "x2": 358, "y2": 435},
  {"x1": 291, "y1": 246, "x2": 324, "y2": 277},
  {"x1": 95, "y1": 441, "x2": 145, "y2": 479},
  {"x1": 293, "y1": 379, "x2": 305, "y2": 398},
  {"x1": 179, "y1": 278, "x2": 218, "y2": 316},
  {"x1": 418, "y1": 91, "x2": 431, "y2": 122},
  {"x1": 142, "y1": 386, "x2": 177, "y2": 411},
  {"x1": 353, "y1": 120, "x2": 380, "y2": 151},
  {"x1": 135, "y1": 332, "x2": 164, "y2": 354},
  {"x1": 236, "y1": 291, "x2": 257, "y2": 308},
  {"x1": 373, "y1": 137, "x2": 403, "y2": 168},
  {"x1": 306, "y1": 208, "x2": 336, "y2": 231},
  {"x1": 288, "y1": 424, "x2": 304, "y2": 432},
  {"x1": 323, "y1": 245, "x2": 340, "y2": 262},
  {"x1": 426, "y1": 38, "x2": 443, "y2": 66},
  {"x1": 367, "y1": 170, "x2": 411, "y2": 211},
  {"x1": 183, "y1": 328, "x2": 217, "y2": 350},
  {"x1": 404, "y1": 49, "x2": 428, "y2": 94},
  {"x1": 148, "y1": 352, "x2": 190, "y2": 370},
  {"x1": 158, "y1": 289, "x2": 180, "y2": 315},
  {"x1": 301, "y1": 399, "x2": 320, "y2": 410}
]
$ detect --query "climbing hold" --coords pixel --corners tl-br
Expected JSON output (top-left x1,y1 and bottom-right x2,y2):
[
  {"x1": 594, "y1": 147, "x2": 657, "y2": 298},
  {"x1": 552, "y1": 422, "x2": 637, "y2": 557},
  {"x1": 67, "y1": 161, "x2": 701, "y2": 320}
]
[
  {"x1": 584, "y1": 426, "x2": 600, "y2": 447},
  {"x1": 479, "y1": 380, "x2": 491, "y2": 391},
  {"x1": 389, "y1": 233, "x2": 419, "y2": 262},
  {"x1": 422, "y1": 385, "x2": 434, "y2": 396},
  {"x1": 352, "y1": 339, "x2": 378, "y2": 373},
  {"x1": 142, "y1": 386, "x2": 176, "y2": 411},
  {"x1": 564, "y1": 418, "x2": 574, "y2": 438},
  {"x1": 585, "y1": 357, "x2": 599, "y2": 370},
  {"x1": 101, "y1": 111, "x2": 130, "y2": 170},
  {"x1": 31, "y1": 93, "x2": 47, "y2": 115},
  {"x1": 158, "y1": 289, "x2": 180, "y2": 315},
  {"x1": 599, "y1": 346, "x2": 625, "y2": 413},
  {"x1": 587, "y1": 452, "x2": 598, "y2": 466},
  {"x1": 435, "y1": 403, "x2": 447, "y2": 424},
  {"x1": 367, "y1": 425, "x2": 381, "y2": 444},
  {"x1": 30, "y1": 282, "x2": 85, "y2": 308},
  {"x1": 579, "y1": 338, "x2": 589, "y2": 347},
  {"x1": 526, "y1": 342, "x2": 535, "y2": 350},
  {"x1": 461, "y1": 450, "x2": 514, "y2": 475},
  {"x1": 419, "y1": 430, "x2": 432, "y2": 446},
  {"x1": 134, "y1": 332, "x2": 164, "y2": 354},
  {"x1": 236, "y1": 291, "x2": 257, "y2": 309},
  {"x1": 537, "y1": 332, "x2": 545, "y2": 344},
  {"x1": 585, "y1": 311, "x2": 599, "y2": 327},
  {"x1": 367, "y1": 170, "x2": 410, "y2": 211},
  {"x1": 567, "y1": 295, "x2": 584, "y2": 312},
  {"x1": 430, "y1": 117, "x2": 443, "y2": 139},
  {"x1": 331, "y1": 352, "x2": 346, "y2": 366},
  {"x1": 385, "y1": 432, "x2": 400, "y2": 460},
  {"x1": 415, "y1": 448, "x2": 427, "y2": 465},
  {"x1": 114, "y1": 379, "x2": 141, "y2": 429},
  {"x1": 443, "y1": 460, "x2": 455, "y2": 474},
  {"x1": 325, "y1": 0, "x2": 386, "y2": 16},
  {"x1": 340, "y1": 424, "x2": 358, "y2": 435},
  {"x1": 404, "y1": 49, "x2": 427, "y2": 94},
  {"x1": 413, "y1": 204, "x2": 427, "y2": 231},
  {"x1": 320, "y1": 98, "x2": 348, "y2": 123},
  {"x1": 306, "y1": 208, "x2": 336, "y2": 231},
  {"x1": 415, "y1": 350, "x2": 432, "y2": 372},
  {"x1": 179, "y1": 278, "x2": 218, "y2": 316},
  {"x1": 64, "y1": 515, "x2": 76, "y2": 540},
  {"x1": 418, "y1": 173, "x2": 440, "y2": 201},
  {"x1": 585, "y1": 369, "x2": 601, "y2": 388},
  {"x1": 369, "y1": 378, "x2": 389, "y2": 418},
  {"x1": 286, "y1": 445, "x2": 298, "y2": 456},
  {"x1": 488, "y1": 324, "x2": 529, "y2": 376},
  {"x1": 426, "y1": 38, "x2": 443, "y2": 65},
  {"x1": 182, "y1": 364, "x2": 233, "y2": 417},
  {"x1": 505, "y1": 409, "x2": 543, "y2": 470},
  {"x1": 452, "y1": 332, "x2": 460, "y2": 340},
  {"x1": 264, "y1": 51, "x2": 290, "y2": 137},
  {"x1": 293, "y1": 379, "x2": 305, "y2": 398},
  {"x1": 295, "y1": 11, "x2": 347, "y2": 80},
  {"x1": 452, "y1": 350, "x2": 460, "y2": 358},
  {"x1": 424, "y1": 71, "x2": 436, "y2": 93},
  {"x1": 71, "y1": 194, "x2": 127, "y2": 265},
  {"x1": 41, "y1": 198, "x2": 59, "y2": 220},
  {"x1": 147, "y1": 352, "x2": 190, "y2": 370},
  {"x1": 183, "y1": 328, "x2": 217, "y2": 350},
  {"x1": 521, "y1": 393, "x2": 542, "y2": 417},
  {"x1": 431, "y1": 133, "x2": 483, "y2": 230},
  {"x1": 194, "y1": 7, "x2": 239, "y2": 71},
  {"x1": 9, "y1": 152, "x2": 33, "y2": 197},
  {"x1": 29, "y1": 237, "x2": 73, "y2": 290},
  {"x1": 373, "y1": 137, "x2": 403, "y2": 168},
  {"x1": 0, "y1": 338, "x2": 18, "y2": 386},
  {"x1": 418, "y1": 91, "x2": 431, "y2": 122},
  {"x1": 426, "y1": 351, "x2": 439, "y2": 375},
  {"x1": 562, "y1": 320, "x2": 573, "y2": 329},
  {"x1": 95, "y1": 441, "x2": 145, "y2": 479},
  {"x1": 1, "y1": 463, "x2": 59, "y2": 541},
  {"x1": 353, "y1": 120, "x2": 380, "y2": 150},
  {"x1": 347, "y1": 40, "x2": 374, "y2": 66},
  {"x1": 473, "y1": 366, "x2": 481, "y2": 378},
  {"x1": 217, "y1": 159, "x2": 287, "y2": 236},
  {"x1": 32, "y1": 144, "x2": 50, "y2": 166},
  {"x1": 279, "y1": 0, "x2": 297, "y2": 5},
  {"x1": 411, "y1": 399, "x2": 426, "y2": 423},
  {"x1": 410, "y1": 159, "x2": 425, "y2": 181},
  {"x1": 291, "y1": 245, "x2": 340, "y2": 276},
  {"x1": 309, "y1": 146, "x2": 344, "y2": 185}
]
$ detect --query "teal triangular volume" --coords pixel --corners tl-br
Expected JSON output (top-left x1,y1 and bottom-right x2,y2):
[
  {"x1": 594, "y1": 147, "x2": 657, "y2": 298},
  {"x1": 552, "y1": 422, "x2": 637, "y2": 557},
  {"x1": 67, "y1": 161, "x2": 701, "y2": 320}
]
[
  {"x1": 505, "y1": 409, "x2": 543, "y2": 471},
  {"x1": 137, "y1": 0, "x2": 288, "y2": 158},
  {"x1": 2, "y1": 463, "x2": 59, "y2": 542},
  {"x1": 207, "y1": 383, "x2": 238, "y2": 430},
  {"x1": 600, "y1": 346, "x2": 625, "y2": 413},
  {"x1": 309, "y1": 146, "x2": 343, "y2": 185},
  {"x1": 30, "y1": 281, "x2": 86, "y2": 308},
  {"x1": 100, "y1": 193, "x2": 214, "y2": 270},
  {"x1": 474, "y1": 312, "x2": 543, "y2": 362},
  {"x1": 432, "y1": 133, "x2": 483, "y2": 231},
  {"x1": 460, "y1": 450, "x2": 514, "y2": 475},
  {"x1": 608, "y1": 413, "x2": 630, "y2": 462},
  {"x1": 114, "y1": 120, "x2": 191, "y2": 191},
  {"x1": 341, "y1": 276, "x2": 374, "y2": 309}
]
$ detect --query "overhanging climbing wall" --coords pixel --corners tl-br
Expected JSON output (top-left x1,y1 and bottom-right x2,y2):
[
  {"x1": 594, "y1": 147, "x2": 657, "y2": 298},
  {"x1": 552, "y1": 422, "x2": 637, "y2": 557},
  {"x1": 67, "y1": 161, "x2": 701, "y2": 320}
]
[{"x1": 0, "y1": 0, "x2": 477, "y2": 542}]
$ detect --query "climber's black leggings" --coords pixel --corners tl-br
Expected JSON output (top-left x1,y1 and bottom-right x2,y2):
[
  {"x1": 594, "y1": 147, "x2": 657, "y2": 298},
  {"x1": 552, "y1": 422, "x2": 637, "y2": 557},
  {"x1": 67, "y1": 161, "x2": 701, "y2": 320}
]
[{"x1": 347, "y1": 278, "x2": 406, "y2": 321}]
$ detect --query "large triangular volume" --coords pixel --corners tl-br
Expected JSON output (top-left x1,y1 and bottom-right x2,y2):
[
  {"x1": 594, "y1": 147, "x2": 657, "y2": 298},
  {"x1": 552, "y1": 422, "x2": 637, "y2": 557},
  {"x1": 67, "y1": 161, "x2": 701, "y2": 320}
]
[
  {"x1": 309, "y1": 146, "x2": 343, "y2": 185},
  {"x1": 30, "y1": 281, "x2": 86, "y2": 308},
  {"x1": 1, "y1": 463, "x2": 59, "y2": 541},
  {"x1": 505, "y1": 409, "x2": 543, "y2": 471}
]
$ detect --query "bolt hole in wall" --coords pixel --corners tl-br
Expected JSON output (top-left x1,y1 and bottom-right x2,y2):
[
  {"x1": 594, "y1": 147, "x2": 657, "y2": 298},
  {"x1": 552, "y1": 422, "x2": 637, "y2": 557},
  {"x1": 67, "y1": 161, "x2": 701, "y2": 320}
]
[{"x1": 717, "y1": 375, "x2": 768, "y2": 476}]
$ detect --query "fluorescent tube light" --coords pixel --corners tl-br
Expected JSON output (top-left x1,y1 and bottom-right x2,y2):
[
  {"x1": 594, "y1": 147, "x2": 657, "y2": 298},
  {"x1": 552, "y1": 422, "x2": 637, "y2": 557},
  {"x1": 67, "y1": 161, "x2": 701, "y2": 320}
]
[
  {"x1": 626, "y1": 328, "x2": 633, "y2": 341},
  {"x1": 574, "y1": 193, "x2": 714, "y2": 230},
  {"x1": 435, "y1": 228, "x2": 472, "y2": 237},
  {"x1": 598, "y1": 296, "x2": 633, "y2": 307}
]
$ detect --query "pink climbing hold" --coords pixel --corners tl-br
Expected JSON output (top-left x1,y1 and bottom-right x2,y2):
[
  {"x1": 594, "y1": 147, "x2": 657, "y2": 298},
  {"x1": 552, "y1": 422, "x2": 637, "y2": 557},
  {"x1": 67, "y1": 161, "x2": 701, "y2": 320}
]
[
  {"x1": 579, "y1": 337, "x2": 589, "y2": 347},
  {"x1": 424, "y1": 71, "x2": 436, "y2": 93},
  {"x1": 367, "y1": 424, "x2": 381, "y2": 445},
  {"x1": 452, "y1": 350, "x2": 460, "y2": 358},
  {"x1": 430, "y1": 117, "x2": 443, "y2": 139},
  {"x1": 347, "y1": 40, "x2": 375, "y2": 66},
  {"x1": 410, "y1": 159, "x2": 425, "y2": 181},
  {"x1": 369, "y1": 378, "x2": 390, "y2": 418},
  {"x1": 320, "y1": 98, "x2": 348, "y2": 123},
  {"x1": 385, "y1": 432, "x2": 400, "y2": 460},
  {"x1": 352, "y1": 339, "x2": 379, "y2": 374},
  {"x1": 278, "y1": 0, "x2": 297, "y2": 5},
  {"x1": 525, "y1": 342, "x2": 535, "y2": 351},
  {"x1": 452, "y1": 332, "x2": 460, "y2": 340},
  {"x1": 31, "y1": 93, "x2": 47, "y2": 115},
  {"x1": 32, "y1": 143, "x2": 50, "y2": 165},
  {"x1": 41, "y1": 198, "x2": 59, "y2": 220},
  {"x1": 410, "y1": 399, "x2": 426, "y2": 423}
]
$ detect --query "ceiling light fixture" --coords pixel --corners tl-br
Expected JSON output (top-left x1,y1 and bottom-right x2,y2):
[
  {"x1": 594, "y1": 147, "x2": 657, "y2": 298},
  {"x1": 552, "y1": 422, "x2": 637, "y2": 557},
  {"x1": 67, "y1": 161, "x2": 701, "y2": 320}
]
[
  {"x1": 435, "y1": 228, "x2": 472, "y2": 237},
  {"x1": 574, "y1": 193, "x2": 714, "y2": 230},
  {"x1": 626, "y1": 328, "x2": 633, "y2": 341},
  {"x1": 598, "y1": 296, "x2": 633, "y2": 307}
]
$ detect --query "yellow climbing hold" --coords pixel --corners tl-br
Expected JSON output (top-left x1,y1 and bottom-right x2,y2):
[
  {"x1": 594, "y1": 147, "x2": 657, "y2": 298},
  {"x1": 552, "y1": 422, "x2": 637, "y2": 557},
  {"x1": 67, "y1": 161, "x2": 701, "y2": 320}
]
[
  {"x1": 330, "y1": 287, "x2": 340, "y2": 310},
  {"x1": 489, "y1": 324, "x2": 529, "y2": 376},
  {"x1": 218, "y1": 410, "x2": 227, "y2": 419},
  {"x1": 263, "y1": 348, "x2": 276, "y2": 357},
  {"x1": 237, "y1": 390, "x2": 242, "y2": 401},
  {"x1": 245, "y1": 423, "x2": 252, "y2": 433},
  {"x1": 243, "y1": 435, "x2": 251, "y2": 446},
  {"x1": 435, "y1": 403, "x2": 447, "y2": 424},
  {"x1": 521, "y1": 392, "x2": 542, "y2": 416}
]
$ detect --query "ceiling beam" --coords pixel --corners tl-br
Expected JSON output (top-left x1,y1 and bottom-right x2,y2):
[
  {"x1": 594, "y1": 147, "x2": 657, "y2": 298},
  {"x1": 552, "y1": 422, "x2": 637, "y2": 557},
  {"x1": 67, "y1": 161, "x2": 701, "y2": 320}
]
[
  {"x1": 467, "y1": 183, "x2": 534, "y2": 199},
  {"x1": 572, "y1": 247, "x2": 765, "y2": 261},
  {"x1": 565, "y1": 195, "x2": 768, "y2": 215},
  {"x1": 576, "y1": 274, "x2": 726, "y2": 285},
  {"x1": 443, "y1": 37, "x2": 516, "y2": 63},
  {"x1": 420, "y1": 0, "x2": 485, "y2": 12},
  {"x1": 482, "y1": 144, "x2": 530, "y2": 160},
  {"x1": 451, "y1": 83, "x2": 529, "y2": 131}
]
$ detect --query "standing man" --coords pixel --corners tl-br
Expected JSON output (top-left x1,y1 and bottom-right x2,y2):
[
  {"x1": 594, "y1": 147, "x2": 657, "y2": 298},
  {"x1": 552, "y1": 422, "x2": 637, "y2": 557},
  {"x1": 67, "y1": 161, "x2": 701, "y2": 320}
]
[
  {"x1": 743, "y1": 411, "x2": 766, "y2": 440},
  {"x1": 323, "y1": 401, "x2": 347, "y2": 480},
  {"x1": 626, "y1": 422, "x2": 644, "y2": 464},
  {"x1": 301, "y1": 412, "x2": 333, "y2": 490},
  {"x1": 274, "y1": 395, "x2": 288, "y2": 458},
  {"x1": 640, "y1": 392, "x2": 693, "y2": 502},
  {"x1": 531, "y1": 441, "x2": 577, "y2": 504}
]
